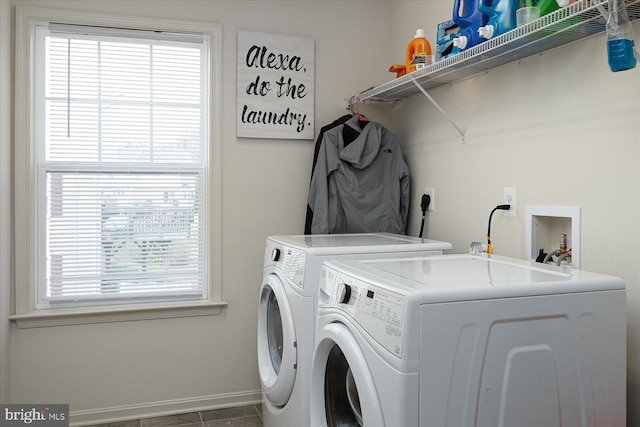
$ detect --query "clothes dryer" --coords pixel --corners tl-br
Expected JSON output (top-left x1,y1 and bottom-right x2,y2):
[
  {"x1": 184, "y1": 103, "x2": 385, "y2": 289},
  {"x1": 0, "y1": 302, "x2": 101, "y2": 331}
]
[
  {"x1": 311, "y1": 254, "x2": 626, "y2": 427},
  {"x1": 258, "y1": 234, "x2": 452, "y2": 427}
]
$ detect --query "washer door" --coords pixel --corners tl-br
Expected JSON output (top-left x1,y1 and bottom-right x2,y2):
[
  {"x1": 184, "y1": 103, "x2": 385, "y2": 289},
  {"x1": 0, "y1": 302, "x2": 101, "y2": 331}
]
[
  {"x1": 258, "y1": 273, "x2": 297, "y2": 407},
  {"x1": 311, "y1": 322, "x2": 384, "y2": 427}
]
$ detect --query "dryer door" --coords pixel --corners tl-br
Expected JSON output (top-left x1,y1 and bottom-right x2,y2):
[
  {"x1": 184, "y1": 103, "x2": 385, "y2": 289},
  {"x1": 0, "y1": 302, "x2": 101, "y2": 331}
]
[
  {"x1": 258, "y1": 273, "x2": 297, "y2": 407},
  {"x1": 310, "y1": 322, "x2": 384, "y2": 427}
]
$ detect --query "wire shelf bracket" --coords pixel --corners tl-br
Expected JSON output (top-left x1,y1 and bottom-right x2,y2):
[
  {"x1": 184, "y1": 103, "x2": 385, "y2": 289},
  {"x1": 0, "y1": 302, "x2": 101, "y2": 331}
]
[{"x1": 408, "y1": 75, "x2": 466, "y2": 143}]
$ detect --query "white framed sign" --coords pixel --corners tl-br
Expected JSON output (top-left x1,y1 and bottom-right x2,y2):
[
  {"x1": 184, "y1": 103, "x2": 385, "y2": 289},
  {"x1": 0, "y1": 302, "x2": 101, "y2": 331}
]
[{"x1": 237, "y1": 31, "x2": 314, "y2": 139}]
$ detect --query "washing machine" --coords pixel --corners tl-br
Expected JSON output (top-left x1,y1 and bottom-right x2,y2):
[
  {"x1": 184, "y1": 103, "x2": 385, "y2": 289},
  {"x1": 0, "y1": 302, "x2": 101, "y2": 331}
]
[
  {"x1": 257, "y1": 233, "x2": 452, "y2": 427},
  {"x1": 311, "y1": 254, "x2": 626, "y2": 427}
]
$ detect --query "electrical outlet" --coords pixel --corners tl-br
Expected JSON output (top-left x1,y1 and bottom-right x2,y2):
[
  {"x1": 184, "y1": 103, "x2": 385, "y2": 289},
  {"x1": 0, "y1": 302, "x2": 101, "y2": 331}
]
[
  {"x1": 503, "y1": 187, "x2": 516, "y2": 217},
  {"x1": 423, "y1": 188, "x2": 435, "y2": 212}
]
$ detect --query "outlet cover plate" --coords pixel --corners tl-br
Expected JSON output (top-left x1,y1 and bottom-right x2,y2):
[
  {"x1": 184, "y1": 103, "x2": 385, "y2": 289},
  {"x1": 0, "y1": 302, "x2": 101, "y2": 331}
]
[
  {"x1": 423, "y1": 188, "x2": 435, "y2": 212},
  {"x1": 503, "y1": 187, "x2": 516, "y2": 217}
]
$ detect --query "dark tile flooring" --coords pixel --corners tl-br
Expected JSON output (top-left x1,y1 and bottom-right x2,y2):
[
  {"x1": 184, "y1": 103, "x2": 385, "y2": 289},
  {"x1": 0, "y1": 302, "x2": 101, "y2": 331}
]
[{"x1": 88, "y1": 404, "x2": 262, "y2": 427}]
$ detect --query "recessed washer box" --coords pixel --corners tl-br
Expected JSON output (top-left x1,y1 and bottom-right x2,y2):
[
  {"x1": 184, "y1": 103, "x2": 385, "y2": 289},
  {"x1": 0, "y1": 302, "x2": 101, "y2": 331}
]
[{"x1": 525, "y1": 206, "x2": 580, "y2": 268}]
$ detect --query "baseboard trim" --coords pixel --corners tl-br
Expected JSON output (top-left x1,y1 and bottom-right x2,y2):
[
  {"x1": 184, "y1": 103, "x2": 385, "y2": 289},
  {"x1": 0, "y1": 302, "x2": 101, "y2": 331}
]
[{"x1": 69, "y1": 390, "x2": 262, "y2": 426}]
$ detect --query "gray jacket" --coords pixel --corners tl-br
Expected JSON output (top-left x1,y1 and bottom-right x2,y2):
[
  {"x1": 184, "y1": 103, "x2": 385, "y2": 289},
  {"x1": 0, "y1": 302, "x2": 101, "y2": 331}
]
[{"x1": 308, "y1": 116, "x2": 410, "y2": 234}]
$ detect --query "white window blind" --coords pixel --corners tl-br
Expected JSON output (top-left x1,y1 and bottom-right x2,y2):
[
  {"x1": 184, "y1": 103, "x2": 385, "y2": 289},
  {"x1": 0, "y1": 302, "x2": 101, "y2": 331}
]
[{"x1": 37, "y1": 25, "x2": 208, "y2": 305}]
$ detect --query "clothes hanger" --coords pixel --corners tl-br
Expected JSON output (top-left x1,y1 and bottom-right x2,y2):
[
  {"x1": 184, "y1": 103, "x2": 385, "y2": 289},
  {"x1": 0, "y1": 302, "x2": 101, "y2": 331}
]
[
  {"x1": 342, "y1": 99, "x2": 370, "y2": 146},
  {"x1": 342, "y1": 99, "x2": 367, "y2": 146},
  {"x1": 354, "y1": 99, "x2": 369, "y2": 130}
]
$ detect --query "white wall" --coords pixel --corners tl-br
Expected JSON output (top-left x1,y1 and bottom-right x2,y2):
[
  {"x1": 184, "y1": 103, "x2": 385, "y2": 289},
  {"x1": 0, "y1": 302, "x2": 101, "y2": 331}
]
[
  {"x1": 7, "y1": 0, "x2": 392, "y2": 423},
  {"x1": 7, "y1": 0, "x2": 639, "y2": 425},
  {"x1": 386, "y1": 1, "x2": 640, "y2": 425}
]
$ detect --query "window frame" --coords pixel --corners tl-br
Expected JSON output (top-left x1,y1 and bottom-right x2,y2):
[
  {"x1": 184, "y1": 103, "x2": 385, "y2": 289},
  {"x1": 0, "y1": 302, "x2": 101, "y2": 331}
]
[{"x1": 13, "y1": 6, "x2": 224, "y2": 328}]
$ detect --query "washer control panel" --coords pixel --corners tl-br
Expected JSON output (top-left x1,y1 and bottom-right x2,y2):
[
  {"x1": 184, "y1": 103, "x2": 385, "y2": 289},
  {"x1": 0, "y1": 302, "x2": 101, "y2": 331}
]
[
  {"x1": 280, "y1": 246, "x2": 306, "y2": 288},
  {"x1": 265, "y1": 241, "x2": 306, "y2": 288},
  {"x1": 336, "y1": 283, "x2": 353, "y2": 304},
  {"x1": 320, "y1": 266, "x2": 405, "y2": 358}
]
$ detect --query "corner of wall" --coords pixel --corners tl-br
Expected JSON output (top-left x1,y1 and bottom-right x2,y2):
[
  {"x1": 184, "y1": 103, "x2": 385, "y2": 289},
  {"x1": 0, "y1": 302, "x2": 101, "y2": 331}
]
[{"x1": 0, "y1": 0, "x2": 12, "y2": 404}]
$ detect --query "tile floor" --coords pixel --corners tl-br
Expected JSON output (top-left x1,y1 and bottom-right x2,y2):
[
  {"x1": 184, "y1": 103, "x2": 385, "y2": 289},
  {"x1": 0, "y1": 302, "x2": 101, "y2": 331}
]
[{"x1": 88, "y1": 404, "x2": 263, "y2": 427}]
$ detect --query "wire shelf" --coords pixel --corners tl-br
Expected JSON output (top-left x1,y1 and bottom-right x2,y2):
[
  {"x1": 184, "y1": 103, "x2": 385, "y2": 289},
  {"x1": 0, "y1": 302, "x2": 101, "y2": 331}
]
[{"x1": 352, "y1": 0, "x2": 639, "y2": 104}]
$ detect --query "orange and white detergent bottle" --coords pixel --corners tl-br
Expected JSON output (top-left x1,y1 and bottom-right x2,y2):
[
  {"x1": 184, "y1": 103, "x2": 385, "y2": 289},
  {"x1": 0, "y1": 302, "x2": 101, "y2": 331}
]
[{"x1": 406, "y1": 29, "x2": 432, "y2": 72}]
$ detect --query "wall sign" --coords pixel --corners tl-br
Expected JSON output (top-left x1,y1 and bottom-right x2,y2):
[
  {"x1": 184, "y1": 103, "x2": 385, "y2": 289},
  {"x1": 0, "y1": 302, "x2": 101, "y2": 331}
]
[{"x1": 237, "y1": 31, "x2": 314, "y2": 140}]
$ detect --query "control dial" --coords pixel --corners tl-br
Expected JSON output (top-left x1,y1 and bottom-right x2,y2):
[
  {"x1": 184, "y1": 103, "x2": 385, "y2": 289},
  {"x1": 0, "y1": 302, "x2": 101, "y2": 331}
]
[
  {"x1": 336, "y1": 283, "x2": 352, "y2": 304},
  {"x1": 271, "y1": 248, "x2": 281, "y2": 262}
]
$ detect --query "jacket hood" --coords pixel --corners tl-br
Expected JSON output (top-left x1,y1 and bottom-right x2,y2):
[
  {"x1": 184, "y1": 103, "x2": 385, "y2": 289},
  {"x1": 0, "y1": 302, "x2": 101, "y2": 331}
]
[{"x1": 339, "y1": 116, "x2": 382, "y2": 169}]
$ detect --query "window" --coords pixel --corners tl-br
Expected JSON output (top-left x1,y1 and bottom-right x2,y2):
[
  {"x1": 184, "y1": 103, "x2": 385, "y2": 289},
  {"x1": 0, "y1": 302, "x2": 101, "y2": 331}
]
[{"x1": 14, "y1": 7, "x2": 222, "y2": 324}]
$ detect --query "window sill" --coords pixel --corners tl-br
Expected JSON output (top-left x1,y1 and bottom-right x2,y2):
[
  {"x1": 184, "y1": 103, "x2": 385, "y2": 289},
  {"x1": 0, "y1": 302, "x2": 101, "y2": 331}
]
[{"x1": 9, "y1": 300, "x2": 228, "y2": 329}]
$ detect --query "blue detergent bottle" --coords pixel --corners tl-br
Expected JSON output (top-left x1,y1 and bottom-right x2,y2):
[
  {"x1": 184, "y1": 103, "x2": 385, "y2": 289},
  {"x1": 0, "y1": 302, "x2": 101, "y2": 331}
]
[
  {"x1": 451, "y1": 0, "x2": 489, "y2": 51},
  {"x1": 478, "y1": 0, "x2": 520, "y2": 39},
  {"x1": 606, "y1": 0, "x2": 637, "y2": 72}
]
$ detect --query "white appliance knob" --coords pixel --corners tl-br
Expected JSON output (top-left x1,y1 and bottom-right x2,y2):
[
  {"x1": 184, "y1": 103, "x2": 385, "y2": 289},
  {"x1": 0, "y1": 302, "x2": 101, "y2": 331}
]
[
  {"x1": 337, "y1": 283, "x2": 352, "y2": 304},
  {"x1": 271, "y1": 248, "x2": 281, "y2": 261}
]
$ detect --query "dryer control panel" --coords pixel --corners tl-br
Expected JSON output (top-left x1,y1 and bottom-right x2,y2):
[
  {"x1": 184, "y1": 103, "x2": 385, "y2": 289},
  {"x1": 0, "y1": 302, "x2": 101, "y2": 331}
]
[{"x1": 320, "y1": 266, "x2": 406, "y2": 358}]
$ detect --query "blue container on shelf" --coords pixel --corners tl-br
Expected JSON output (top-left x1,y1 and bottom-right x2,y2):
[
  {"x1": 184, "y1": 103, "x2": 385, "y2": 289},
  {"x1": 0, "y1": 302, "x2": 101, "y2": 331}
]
[
  {"x1": 436, "y1": 20, "x2": 461, "y2": 60},
  {"x1": 451, "y1": 0, "x2": 489, "y2": 51},
  {"x1": 437, "y1": 20, "x2": 461, "y2": 45},
  {"x1": 478, "y1": 0, "x2": 520, "y2": 39}
]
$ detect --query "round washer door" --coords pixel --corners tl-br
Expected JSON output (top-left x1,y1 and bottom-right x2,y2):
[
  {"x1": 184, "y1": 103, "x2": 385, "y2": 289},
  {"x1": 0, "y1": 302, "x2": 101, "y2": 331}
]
[
  {"x1": 257, "y1": 273, "x2": 297, "y2": 407},
  {"x1": 310, "y1": 322, "x2": 384, "y2": 427}
]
